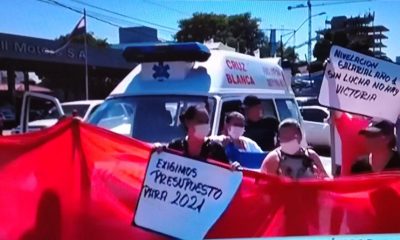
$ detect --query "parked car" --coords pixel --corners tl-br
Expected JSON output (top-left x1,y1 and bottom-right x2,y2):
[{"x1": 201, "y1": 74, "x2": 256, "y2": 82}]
[
  {"x1": 299, "y1": 105, "x2": 331, "y2": 148},
  {"x1": 296, "y1": 96, "x2": 320, "y2": 107},
  {"x1": 0, "y1": 105, "x2": 16, "y2": 123},
  {"x1": 11, "y1": 100, "x2": 103, "y2": 134}
]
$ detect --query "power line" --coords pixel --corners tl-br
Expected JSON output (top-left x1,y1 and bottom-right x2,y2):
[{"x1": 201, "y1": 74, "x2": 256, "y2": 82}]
[
  {"x1": 142, "y1": 0, "x2": 190, "y2": 16},
  {"x1": 37, "y1": 0, "x2": 121, "y2": 27},
  {"x1": 159, "y1": 0, "x2": 303, "y2": 1},
  {"x1": 172, "y1": 0, "x2": 371, "y2": 3},
  {"x1": 287, "y1": 0, "x2": 372, "y2": 9},
  {"x1": 67, "y1": 0, "x2": 178, "y2": 32},
  {"x1": 86, "y1": 9, "x2": 175, "y2": 34},
  {"x1": 87, "y1": 10, "x2": 176, "y2": 38},
  {"x1": 86, "y1": 10, "x2": 136, "y2": 26},
  {"x1": 160, "y1": 0, "x2": 310, "y2": 2},
  {"x1": 312, "y1": 0, "x2": 373, "y2": 7},
  {"x1": 36, "y1": 0, "x2": 175, "y2": 40}
]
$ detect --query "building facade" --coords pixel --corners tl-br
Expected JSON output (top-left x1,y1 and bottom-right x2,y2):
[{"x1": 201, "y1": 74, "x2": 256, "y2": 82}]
[
  {"x1": 0, "y1": 26, "x2": 161, "y2": 127},
  {"x1": 317, "y1": 12, "x2": 389, "y2": 59}
]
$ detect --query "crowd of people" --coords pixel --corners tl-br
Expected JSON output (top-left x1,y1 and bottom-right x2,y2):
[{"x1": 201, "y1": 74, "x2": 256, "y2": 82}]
[
  {"x1": 3, "y1": 93, "x2": 399, "y2": 180},
  {"x1": 155, "y1": 94, "x2": 400, "y2": 180}
]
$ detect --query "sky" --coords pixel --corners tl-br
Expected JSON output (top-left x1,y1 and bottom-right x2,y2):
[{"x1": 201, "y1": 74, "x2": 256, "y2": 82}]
[{"x1": 0, "y1": 0, "x2": 399, "y2": 61}]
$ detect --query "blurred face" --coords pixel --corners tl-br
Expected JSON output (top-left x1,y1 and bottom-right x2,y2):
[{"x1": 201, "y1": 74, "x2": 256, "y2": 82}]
[
  {"x1": 364, "y1": 133, "x2": 391, "y2": 152},
  {"x1": 278, "y1": 126, "x2": 302, "y2": 155},
  {"x1": 226, "y1": 116, "x2": 245, "y2": 139},
  {"x1": 246, "y1": 104, "x2": 263, "y2": 122},
  {"x1": 278, "y1": 126, "x2": 302, "y2": 144},
  {"x1": 227, "y1": 116, "x2": 245, "y2": 128},
  {"x1": 186, "y1": 109, "x2": 210, "y2": 139}
]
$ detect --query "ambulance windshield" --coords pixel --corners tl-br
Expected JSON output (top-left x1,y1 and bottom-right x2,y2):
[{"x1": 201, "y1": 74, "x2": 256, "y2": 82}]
[{"x1": 88, "y1": 95, "x2": 215, "y2": 143}]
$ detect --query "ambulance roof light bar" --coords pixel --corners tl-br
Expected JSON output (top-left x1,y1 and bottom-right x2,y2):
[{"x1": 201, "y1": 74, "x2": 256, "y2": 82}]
[{"x1": 123, "y1": 42, "x2": 211, "y2": 63}]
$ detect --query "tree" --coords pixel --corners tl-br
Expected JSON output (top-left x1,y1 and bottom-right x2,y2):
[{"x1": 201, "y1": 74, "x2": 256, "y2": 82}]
[
  {"x1": 313, "y1": 37, "x2": 331, "y2": 63},
  {"x1": 175, "y1": 13, "x2": 227, "y2": 43},
  {"x1": 175, "y1": 12, "x2": 265, "y2": 54},
  {"x1": 55, "y1": 32, "x2": 109, "y2": 48},
  {"x1": 276, "y1": 44, "x2": 298, "y2": 63},
  {"x1": 311, "y1": 31, "x2": 375, "y2": 73},
  {"x1": 313, "y1": 30, "x2": 377, "y2": 64},
  {"x1": 226, "y1": 13, "x2": 265, "y2": 54}
]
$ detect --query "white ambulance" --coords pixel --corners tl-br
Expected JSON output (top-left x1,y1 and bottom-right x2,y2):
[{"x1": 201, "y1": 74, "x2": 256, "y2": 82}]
[{"x1": 87, "y1": 42, "x2": 303, "y2": 144}]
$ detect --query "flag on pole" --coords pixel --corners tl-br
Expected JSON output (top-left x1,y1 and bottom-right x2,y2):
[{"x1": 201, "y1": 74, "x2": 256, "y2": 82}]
[
  {"x1": 83, "y1": 9, "x2": 89, "y2": 100},
  {"x1": 69, "y1": 15, "x2": 86, "y2": 40},
  {"x1": 45, "y1": 15, "x2": 86, "y2": 54}
]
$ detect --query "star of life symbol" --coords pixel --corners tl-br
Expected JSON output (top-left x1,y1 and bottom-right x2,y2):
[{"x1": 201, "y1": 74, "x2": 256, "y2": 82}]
[{"x1": 153, "y1": 62, "x2": 170, "y2": 81}]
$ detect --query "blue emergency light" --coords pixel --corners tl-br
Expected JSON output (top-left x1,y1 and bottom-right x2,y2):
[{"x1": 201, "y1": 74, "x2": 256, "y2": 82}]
[{"x1": 123, "y1": 42, "x2": 211, "y2": 63}]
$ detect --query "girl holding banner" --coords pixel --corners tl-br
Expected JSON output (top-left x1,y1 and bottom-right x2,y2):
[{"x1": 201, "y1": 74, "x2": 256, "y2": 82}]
[{"x1": 154, "y1": 105, "x2": 241, "y2": 169}]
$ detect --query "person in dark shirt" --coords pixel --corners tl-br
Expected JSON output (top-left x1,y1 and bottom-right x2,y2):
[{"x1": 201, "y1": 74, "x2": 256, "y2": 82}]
[
  {"x1": 242, "y1": 95, "x2": 279, "y2": 151},
  {"x1": 351, "y1": 120, "x2": 400, "y2": 174},
  {"x1": 161, "y1": 105, "x2": 229, "y2": 164}
]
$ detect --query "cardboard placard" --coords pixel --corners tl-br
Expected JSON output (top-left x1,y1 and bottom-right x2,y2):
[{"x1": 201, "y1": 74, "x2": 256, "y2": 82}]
[
  {"x1": 134, "y1": 151, "x2": 243, "y2": 239},
  {"x1": 319, "y1": 45, "x2": 400, "y2": 123}
]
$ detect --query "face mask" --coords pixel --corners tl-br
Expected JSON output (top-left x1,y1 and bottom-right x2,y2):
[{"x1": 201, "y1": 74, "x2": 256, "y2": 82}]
[
  {"x1": 228, "y1": 126, "x2": 245, "y2": 139},
  {"x1": 193, "y1": 124, "x2": 210, "y2": 139},
  {"x1": 280, "y1": 139, "x2": 301, "y2": 155}
]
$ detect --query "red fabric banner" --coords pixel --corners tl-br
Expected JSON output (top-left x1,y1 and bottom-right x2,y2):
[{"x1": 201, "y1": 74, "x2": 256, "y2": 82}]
[
  {"x1": 334, "y1": 112, "x2": 369, "y2": 176},
  {"x1": 1, "y1": 118, "x2": 400, "y2": 239}
]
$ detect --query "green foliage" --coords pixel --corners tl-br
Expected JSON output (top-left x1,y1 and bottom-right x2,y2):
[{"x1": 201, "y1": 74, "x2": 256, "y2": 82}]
[
  {"x1": 175, "y1": 12, "x2": 265, "y2": 55},
  {"x1": 313, "y1": 31, "x2": 375, "y2": 62},
  {"x1": 277, "y1": 45, "x2": 298, "y2": 63},
  {"x1": 55, "y1": 32, "x2": 109, "y2": 48}
]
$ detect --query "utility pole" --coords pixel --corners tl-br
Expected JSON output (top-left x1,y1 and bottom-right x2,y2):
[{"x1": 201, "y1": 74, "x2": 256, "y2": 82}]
[
  {"x1": 83, "y1": 9, "x2": 89, "y2": 100},
  {"x1": 280, "y1": 34, "x2": 284, "y2": 59},
  {"x1": 307, "y1": 0, "x2": 312, "y2": 63},
  {"x1": 288, "y1": 1, "x2": 315, "y2": 63},
  {"x1": 288, "y1": 0, "x2": 370, "y2": 62},
  {"x1": 263, "y1": 28, "x2": 294, "y2": 58}
]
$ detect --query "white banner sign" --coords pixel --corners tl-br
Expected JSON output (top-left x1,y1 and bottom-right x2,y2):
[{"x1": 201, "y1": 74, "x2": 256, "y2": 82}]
[
  {"x1": 319, "y1": 45, "x2": 400, "y2": 123},
  {"x1": 134, "y1": 151, "x2": 243, "y2": 239}
]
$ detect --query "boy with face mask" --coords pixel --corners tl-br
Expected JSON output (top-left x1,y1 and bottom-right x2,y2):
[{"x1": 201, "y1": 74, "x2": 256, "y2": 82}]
[
  {"x1": 261, "y1": 119, "x2": 328, "y2": 179},
  {"x1": 210, "y1": 111, "x2": 263, "y2": 153}
]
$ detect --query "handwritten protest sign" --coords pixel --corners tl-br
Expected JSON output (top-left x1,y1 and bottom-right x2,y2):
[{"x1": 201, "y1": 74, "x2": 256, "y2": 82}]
[
  {"x1": 319, "y1": 45, "x2": 400, "y2": 123},
  {"x1": 134, "y1": 151, "x2": 243, "y2": 239}
]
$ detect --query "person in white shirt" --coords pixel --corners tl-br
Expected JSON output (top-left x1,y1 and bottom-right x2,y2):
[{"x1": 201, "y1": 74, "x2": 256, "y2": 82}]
[{"x1": 210, "y1": 111, "x2": 263, "y2": 153}]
